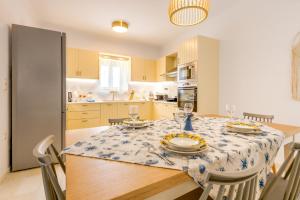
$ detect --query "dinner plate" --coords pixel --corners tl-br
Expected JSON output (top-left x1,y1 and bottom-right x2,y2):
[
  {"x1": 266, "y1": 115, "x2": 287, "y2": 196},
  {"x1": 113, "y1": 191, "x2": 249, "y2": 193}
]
[
  {"x1": 161, "y1": 133, "x2": 206, "y2": 152},
  {"x1": 226, "y1": 121, "x2": 261, "y2": 131},
  {"x1": 123, "y1": 119, "x2": 150, "y2": 128},
  {"x1": 160, "y1": 142, "x2": 208, "y2": 155},
  {"x1": 227, "y1": 127, "x2": 263, "y2": 134}
]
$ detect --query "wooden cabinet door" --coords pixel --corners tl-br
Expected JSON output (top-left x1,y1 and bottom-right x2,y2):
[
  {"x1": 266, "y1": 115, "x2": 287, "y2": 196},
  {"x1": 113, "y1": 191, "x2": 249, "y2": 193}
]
[
  {"x1": 144, "y1": 59, "x2": 156, "y2": 82},
  {"x1": 67, "y1": 48, "x2": 79, "y2": 78},
  {"x1": 117, "y1": 103, "x2": 130, "y2": 118},
  {"x1": 131, "y1": 57, "x2": 144, "y2": 81},
  {"x1": 135, "y1": 102, "x2": 151, "y2": 120},
  {"x1": 100, "y1": 103, "x2": 118, "y2": 125},
  {"x1": 77, "y1": 49, "x2": 99, "y2": 79},
  {"x1": 156, "y1": 57, "x2": 165, "y2": 81}
]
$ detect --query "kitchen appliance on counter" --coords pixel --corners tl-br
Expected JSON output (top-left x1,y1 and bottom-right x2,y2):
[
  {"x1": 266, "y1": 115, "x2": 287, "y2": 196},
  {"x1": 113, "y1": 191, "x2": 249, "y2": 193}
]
[
  {"x1": 166, "y1": 97, "x2": 177, "y2": 102},
  {"x1": 178, "y1": 86, "x2": 197, "y2": 112},
  {"x1": 155, "y1": 94, "x2": 167, "y2": 101},
  {"x1": 178, "y1": 61, "x2": 197, "y2": 84},
  {"x1": 11, "y1": 25, "x2": 66, "y2": 171}
]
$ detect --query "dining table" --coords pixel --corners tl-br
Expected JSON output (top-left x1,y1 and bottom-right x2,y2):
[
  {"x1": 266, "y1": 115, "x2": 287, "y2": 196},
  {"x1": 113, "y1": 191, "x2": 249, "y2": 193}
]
[{"x1": 63, "y1": 114, "x2": 300, "y2": 200}]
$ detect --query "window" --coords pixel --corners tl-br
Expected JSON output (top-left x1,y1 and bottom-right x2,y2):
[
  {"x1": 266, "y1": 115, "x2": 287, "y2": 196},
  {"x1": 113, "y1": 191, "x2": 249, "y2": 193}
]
[{"x1": 100, "y1": 55, "x2": 131, "y2": 93}]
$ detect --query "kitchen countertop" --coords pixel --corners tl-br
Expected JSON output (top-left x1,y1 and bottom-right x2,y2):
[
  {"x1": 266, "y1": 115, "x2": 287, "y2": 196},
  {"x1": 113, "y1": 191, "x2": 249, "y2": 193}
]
[
  {"x1": 153, "y1": 100, "x2": 177, "y2": 105},
  {"x1": 67, "y1": 100, "x2": 150, "y2": 104}
]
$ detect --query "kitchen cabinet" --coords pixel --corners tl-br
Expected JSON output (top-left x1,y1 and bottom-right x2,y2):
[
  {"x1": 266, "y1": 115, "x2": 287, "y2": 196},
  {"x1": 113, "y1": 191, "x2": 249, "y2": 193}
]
[
  {"x1": 67, "y1": 103, "x2": 101, "y2": 130},
  {"x1": 67, "y1": 48, "x2": 99, "y2": 79},
  {"x1": 100, "y1": 103, "x2": 118, "y2": 125},
  {"x1": 177, "y1": 37, "x2": 198, "y2": 65},
  {"x1": 153, "y1": 102, "x2": 177, "y2": 120},
  {"x1": 66, "y1": 101, "x2": 154, "y2": 129},
  {"x1": 131, "y1": 57, "x2": 156, "y2": 82},
  {"x1": 156, "y1": 54, "x2": 177, "y2": 82}
]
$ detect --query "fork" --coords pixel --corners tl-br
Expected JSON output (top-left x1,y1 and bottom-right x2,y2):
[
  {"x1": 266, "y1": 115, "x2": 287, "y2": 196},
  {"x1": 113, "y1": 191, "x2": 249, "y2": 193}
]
[{"x1": 147, "y1": 146, "x2": 175, "y2": 166}]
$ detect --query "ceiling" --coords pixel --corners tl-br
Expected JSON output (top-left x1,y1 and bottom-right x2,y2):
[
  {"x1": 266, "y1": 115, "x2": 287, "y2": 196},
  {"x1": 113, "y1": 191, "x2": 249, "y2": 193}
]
[{"x1": 22, "y1": 0, "x2": 236, "y2": 48}]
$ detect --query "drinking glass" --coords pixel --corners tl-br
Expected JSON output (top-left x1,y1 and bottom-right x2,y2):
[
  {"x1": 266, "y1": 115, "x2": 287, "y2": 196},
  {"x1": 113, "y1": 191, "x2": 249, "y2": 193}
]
[
  {"x1": 173, "y1": 109, "x2": 185, "y2": 132},
  {"x1": 129, "y1": 105, "x2": 139, "y2": 121},
  {"x1": 225, "y1": 104, "x2": 236, "y2": 119},
  {"x1": 184, "y1": 103, "x2": 193, "y2": 114}
]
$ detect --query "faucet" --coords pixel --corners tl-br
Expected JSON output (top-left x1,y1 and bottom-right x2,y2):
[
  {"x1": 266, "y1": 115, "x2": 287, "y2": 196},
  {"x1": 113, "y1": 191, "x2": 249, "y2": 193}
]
[{"x1": 110, "y1": 90, "x2": 118, "y2": 101}]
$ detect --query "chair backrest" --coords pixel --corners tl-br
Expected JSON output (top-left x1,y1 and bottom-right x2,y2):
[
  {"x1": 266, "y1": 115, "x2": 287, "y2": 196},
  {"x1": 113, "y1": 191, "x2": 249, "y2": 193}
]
[
  {"x1": 199, "y1": 153, "x2": 265, "y2": 200},
  {"x1": 260, "y1": 143, "x2": 300, "y2": 200},
  {"x1": 33, "y1": 135, "x2": 65, "y2": 200},
  {"x1": 108, "y1": 118, "x2": 129, "y2": 125},
  {"x1": 243, "y1": 112, "x2": 274, "y2": 123}
]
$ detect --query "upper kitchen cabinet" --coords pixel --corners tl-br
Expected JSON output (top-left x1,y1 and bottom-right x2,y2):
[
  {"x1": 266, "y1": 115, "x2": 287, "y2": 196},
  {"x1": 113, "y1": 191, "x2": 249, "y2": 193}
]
[
  {"x1": 156, "y1": 53, "x2": 177, "y2": 81},
  {"x1": 131, "y1": 57, "x2": 156, "y2": 82},
  {"x1": 67, "y1": 48, "x2": 100, "y2": 79},
  {"x1": 177, "y1": 37, "x2": 198, "y2": 65}
]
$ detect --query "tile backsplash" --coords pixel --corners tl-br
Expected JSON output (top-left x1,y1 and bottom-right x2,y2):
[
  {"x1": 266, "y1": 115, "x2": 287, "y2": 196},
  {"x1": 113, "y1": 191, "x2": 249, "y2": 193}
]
[{"x1": 66, "y1": 78, "x2": 177, "y2": 101}]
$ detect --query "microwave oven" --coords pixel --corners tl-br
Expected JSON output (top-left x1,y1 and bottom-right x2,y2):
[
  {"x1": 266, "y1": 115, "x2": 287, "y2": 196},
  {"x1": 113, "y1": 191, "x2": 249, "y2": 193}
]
[{"x1": 177, "y1": 61, "x2": 197, "y2": 83}]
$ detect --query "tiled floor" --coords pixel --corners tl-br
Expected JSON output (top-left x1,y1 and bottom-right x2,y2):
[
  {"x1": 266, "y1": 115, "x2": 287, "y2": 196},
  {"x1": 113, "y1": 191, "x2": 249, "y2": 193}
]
[{"x1": 0, "y1": 166, "x2": 65, "y2": 200}]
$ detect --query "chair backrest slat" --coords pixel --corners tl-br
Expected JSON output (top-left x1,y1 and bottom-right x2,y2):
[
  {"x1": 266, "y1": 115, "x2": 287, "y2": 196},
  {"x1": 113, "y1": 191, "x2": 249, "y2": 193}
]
[
  {"x1": 243, "y1": 112, "x2": 274, "y2": 123},
  {"x1": 284, "y1": 152, "x2": 300, "y2": 200},
  {"x1": 215, "y1": 185, "x2": 225, "y2": 200},
  {"x1": 199, "y1": 183, "x2": 213, "y2": 200},
  {"x1": 235, "y1": 183, "x2": 244, "y2": 200},
  {"x1": 33, "y1": 135, "x2": 65, "y2": 200},
  {"x1": 260, "y1": 143, "x2": 300, "y2": 200},
  {"x1": 199, "y1": 153, "x2": 264, "y2": 200}
]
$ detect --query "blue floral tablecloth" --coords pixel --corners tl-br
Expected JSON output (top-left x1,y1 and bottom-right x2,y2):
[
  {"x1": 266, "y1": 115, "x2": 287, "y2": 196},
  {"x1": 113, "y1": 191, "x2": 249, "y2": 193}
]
[{"x1": 62, "y1": 117, "x2": 284, "y2": 195}]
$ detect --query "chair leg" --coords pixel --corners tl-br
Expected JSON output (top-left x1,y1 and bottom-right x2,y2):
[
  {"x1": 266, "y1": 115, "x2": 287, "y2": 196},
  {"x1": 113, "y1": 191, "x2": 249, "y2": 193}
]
[{"x1": 272, "y1": 164, "x2": 277, "y2": 174}]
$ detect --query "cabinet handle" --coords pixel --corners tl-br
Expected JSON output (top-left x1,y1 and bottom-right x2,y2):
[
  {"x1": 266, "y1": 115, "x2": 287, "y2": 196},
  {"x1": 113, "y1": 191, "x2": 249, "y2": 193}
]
[
  {"x1": 82, "y1": 105, "x2": 88, "y2": 107},
  {"x1": 81, "y1": 120, "x2": 88, "y2": 123},
  {"x1": 82, "y1": 112, "x2": 88, "y2": 114}
]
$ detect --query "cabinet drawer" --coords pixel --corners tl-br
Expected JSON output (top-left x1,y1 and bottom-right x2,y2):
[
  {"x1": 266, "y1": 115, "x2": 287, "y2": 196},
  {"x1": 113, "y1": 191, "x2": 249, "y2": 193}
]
[
  {"x1": 67, "y1": 111, "x2": 100, "y2": 120},
  {"x1": 67, "y1": 104, "x2": 100, "y2": 112},
  {"x1": 67, "y1": 119, "x2": 101, "y2": 130}
]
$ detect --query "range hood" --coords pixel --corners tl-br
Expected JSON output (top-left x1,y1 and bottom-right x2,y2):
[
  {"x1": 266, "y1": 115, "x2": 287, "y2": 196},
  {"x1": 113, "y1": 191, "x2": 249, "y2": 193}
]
[{"x1": 160, "y1": 68, "x2": 177, "y2": 78}]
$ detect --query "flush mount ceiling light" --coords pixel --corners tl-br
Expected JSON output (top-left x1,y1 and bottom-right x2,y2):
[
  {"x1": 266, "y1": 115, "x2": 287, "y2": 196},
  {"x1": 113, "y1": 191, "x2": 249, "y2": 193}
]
[
  {"x1": 112, "y1": 20, "x2": 129, "y2": 33},
  {"x1": 168, "y1": 0, "x2": 209, "y2": 26}
]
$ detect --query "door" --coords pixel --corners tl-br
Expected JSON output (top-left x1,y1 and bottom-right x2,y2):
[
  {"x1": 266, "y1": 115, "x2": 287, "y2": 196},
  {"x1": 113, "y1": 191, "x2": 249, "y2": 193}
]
[
  {"x1": 100, "y1": 103, "x2": 118, "y2": 125},
  {"x1": 178, "y1": 87, "x2": 197, "y2": 112},
  {"x1": 12, "y1": 25, "x2": 64, "y2": 171},
  {"x1": 66, "y1": 48, "x2": 78, "y2": 78}
]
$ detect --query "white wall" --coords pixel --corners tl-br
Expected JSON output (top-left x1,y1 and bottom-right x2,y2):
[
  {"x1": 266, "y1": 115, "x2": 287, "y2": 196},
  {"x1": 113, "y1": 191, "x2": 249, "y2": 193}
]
[
  {"x1": 0, "y1": 24, "x2": 10, "y2": 181},
  {"x1": 162, "y1": 0, "x2": 300, "y2": 126}
]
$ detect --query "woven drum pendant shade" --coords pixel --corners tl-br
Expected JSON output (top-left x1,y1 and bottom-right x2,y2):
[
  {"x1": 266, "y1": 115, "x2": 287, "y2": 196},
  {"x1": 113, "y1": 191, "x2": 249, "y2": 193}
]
[{"x1": 169, "y1": 0, "x2": 209, "y2": 26}]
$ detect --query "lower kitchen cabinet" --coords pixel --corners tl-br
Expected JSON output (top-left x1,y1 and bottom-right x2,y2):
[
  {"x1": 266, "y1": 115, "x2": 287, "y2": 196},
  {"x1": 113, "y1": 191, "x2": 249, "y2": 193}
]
[
  {"x1": 153, "y1": 102, "x2": 177, "y2": 120},
  {"x1": 100, "y1": 103, "x2": 118, "y2": 125},
  {"x1": 66, "y1": 101, "x2": 155, "y2": 130}
]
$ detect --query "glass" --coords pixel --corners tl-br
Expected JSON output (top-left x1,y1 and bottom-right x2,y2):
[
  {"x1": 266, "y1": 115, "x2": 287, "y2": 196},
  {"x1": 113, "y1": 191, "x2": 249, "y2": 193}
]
[
  {"x1": 225, "y1": 104, "x2": 236, "y2": 119},
  {"x1": 184, "y1": 103, "x2": 194, "y2": 114},
  {"x1": 128, "y1": 105, "x2": 139, "y2": 121},
  {"x1": 173, "y1": 109, "x2": 185, "y2": 132}
]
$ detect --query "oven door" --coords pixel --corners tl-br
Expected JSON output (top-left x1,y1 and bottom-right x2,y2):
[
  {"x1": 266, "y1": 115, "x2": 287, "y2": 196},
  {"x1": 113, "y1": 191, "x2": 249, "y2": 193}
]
[{"x1": 178, "y1": 87, "x2": 197, "y2": 112}]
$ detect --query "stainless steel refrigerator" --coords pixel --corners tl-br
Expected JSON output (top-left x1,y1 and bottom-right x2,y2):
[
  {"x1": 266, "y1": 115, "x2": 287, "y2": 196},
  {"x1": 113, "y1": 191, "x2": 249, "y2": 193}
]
[{"x1": 11, "y1": 24, "x2": 66, "y2": 171}]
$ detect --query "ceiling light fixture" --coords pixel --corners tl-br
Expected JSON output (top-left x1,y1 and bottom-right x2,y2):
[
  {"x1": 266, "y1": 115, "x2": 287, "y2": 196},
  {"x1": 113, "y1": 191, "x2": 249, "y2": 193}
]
[
  {"x1": 112, "y1": 20, "x2": 129, "y2": 33},
  {"x1": 168, "y1": 0, "x2": 209, "y2": 26}
]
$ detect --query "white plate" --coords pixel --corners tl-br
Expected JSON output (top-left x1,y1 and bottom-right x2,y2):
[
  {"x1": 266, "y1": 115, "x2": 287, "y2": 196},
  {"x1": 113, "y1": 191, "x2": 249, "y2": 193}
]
[
  {"x1": 160, "y1": 143, "x2": 207, "y2": 155},
  {"x1": 227, "y1": 127, "x2": 263, "y2": 134},
  {"x1": 169, "y1": 137, "x2": 199, "y2": 147}
]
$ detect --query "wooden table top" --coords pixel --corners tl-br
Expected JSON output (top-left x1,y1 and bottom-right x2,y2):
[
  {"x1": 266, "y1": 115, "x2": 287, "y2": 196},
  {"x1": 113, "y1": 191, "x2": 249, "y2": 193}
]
[{"x1": 65, "y1": 115, "x2": 300, "y2": 200}]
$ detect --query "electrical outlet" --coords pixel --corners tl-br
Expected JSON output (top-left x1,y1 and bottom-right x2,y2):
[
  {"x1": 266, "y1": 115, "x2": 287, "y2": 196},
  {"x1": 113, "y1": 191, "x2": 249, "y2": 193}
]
[{"x1": 2, "y1": 79, "x2": 8, "y2": 92}]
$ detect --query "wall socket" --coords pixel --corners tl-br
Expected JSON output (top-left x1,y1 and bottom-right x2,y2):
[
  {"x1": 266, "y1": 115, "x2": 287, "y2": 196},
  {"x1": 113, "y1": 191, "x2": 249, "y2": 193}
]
[{"x1": 2, "y1": 78, "x2": 8, "y2": 92}]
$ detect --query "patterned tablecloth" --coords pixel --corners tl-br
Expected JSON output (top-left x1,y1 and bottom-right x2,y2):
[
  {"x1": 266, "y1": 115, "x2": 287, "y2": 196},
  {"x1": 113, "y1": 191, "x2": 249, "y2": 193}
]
[{"x1": 62, "y1": 117, "x2": 284, "y2": 195}]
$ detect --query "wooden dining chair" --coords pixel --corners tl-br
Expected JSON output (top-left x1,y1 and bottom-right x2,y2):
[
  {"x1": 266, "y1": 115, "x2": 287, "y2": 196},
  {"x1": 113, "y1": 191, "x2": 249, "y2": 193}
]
[
  {"x1": 33, "y1": 135, "x2": 65, "y2": 200},
  {"x1": 108, "y1": 118, "x2": 129, "y2": 125},
  {"x1": 243, "y1": 112, "x2": 274, "y2": 123},
  {"x1": 199, "y1": 153, "x2": 265, "y2": 200},
  {"x1": 260, "y1": 143, "x2": 300, "y2": 200}
]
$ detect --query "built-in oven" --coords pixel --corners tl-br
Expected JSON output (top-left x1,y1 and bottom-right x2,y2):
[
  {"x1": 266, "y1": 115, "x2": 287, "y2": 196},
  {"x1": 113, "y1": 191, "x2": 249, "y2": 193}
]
[
  {"x1": 178, "y1": 86, "x2": 197, "y2": 112},
  {"x1": 178, "y1": 61, "x2": 197, "y2": 83}
]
